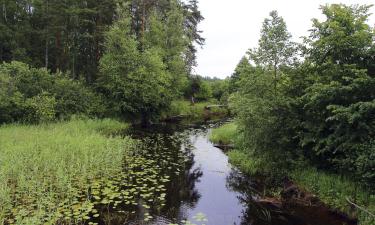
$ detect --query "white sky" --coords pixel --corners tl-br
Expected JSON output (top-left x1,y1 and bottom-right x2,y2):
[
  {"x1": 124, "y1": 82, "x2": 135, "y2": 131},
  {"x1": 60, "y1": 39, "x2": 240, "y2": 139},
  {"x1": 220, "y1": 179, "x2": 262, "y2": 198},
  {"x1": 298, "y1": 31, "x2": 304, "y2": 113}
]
[{"x1": 194, "y1": 0, "x2": 375, "y2": 78}]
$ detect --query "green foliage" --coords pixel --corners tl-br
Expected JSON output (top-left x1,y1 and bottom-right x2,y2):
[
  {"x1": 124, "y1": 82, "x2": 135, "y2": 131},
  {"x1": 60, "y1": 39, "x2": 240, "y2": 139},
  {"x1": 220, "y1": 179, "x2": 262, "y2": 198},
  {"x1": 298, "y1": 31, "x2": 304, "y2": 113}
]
[
  {"x1": 229, "y1": 56, "x2": 253, "y2": 93},
  {"x1": 306, "y1": 4, "x2": 374, "y2": 68},
  {"x1": 0, "y1": 61, "x2": 103, "y2": 124},
  {"x1": 165, "y1": 100, "x2": 228, "y2": 122},
  {"x1": 230, "y1": 5, "x2": 375, "y2": 190},
  {"x1": 98, "y1": 13, "x2": 173, "y2": 123},
  {"x1": 296, "y1": 4, "x2": 375, "y2": 186},
  {"x1": 184, "y1": 75, "x2": 215, "y2": 101},
  {"x1": 25, "y1": 92, "x2": 56, "y2": 123},
  {"x1": 228, "y1": 8, "x2": 375, "y2": 225},
  {"x1": 248, "y1": 10, "x2": 296, "y2": 92},
  {"x1": 195, "y1": 80, "x2": 213, "y2": 101},
  {"x1": 205, "y1": 77, "x2": 230, "y2": 103},
  {"x1": 0, "y1": 0, "x2": 203, "y2": 83}
]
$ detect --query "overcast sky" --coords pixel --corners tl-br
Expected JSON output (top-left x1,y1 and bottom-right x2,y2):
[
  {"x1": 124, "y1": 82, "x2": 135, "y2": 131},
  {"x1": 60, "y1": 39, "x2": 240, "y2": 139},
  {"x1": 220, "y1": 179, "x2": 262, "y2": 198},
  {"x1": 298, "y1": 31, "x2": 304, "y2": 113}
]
[{"x1": 193, "y1": 0, "x2": 375, "y2": 78}]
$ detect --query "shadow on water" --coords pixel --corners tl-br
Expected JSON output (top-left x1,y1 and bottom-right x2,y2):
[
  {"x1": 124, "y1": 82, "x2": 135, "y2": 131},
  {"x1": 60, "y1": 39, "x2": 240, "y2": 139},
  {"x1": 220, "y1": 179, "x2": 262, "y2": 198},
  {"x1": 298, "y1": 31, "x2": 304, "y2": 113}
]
[{"x1": 94, "y1": 121, "x2": 357, "y2": 225}]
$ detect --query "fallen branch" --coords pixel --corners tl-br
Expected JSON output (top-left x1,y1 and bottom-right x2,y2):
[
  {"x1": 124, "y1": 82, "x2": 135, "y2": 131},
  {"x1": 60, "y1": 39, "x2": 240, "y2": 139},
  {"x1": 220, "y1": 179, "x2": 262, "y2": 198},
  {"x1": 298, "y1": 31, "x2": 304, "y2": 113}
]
[{"x1": 346, "y1": 197, "x2": 375, "y2": 218}]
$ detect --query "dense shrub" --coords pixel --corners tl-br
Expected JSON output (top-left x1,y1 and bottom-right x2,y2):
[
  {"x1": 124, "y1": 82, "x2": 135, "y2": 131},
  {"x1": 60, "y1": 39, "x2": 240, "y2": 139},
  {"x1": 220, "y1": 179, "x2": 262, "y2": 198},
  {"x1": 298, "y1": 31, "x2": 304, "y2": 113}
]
[{"x1": 0, "y1": 61, "x2": 103, "y2": 124}]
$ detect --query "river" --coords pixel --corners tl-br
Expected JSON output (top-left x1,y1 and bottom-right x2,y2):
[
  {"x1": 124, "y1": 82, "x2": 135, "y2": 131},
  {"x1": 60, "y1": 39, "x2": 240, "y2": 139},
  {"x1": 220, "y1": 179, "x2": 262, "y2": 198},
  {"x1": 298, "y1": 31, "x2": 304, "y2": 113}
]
[{"x1": 99, "y1": 121, "x2": 355, "y2": 225}]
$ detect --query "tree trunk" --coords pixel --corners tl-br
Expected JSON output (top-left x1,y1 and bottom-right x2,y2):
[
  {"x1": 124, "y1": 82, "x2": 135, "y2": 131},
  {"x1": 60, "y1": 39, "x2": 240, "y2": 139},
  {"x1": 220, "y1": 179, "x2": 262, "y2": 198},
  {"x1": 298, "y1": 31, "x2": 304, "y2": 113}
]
[
  {"x1": 45, "y1": 0, "x2": 49, "y2": 69},
  {"x1": 141, "y1": 0, "x2": 146, "y2": 50},
  {"x1": 274, "y1": 63, "x2": 277, "y2": 92},
  {"x1": 55, "y1": 30, "x2": 61, "y2": 71},
  {"x1": 3, "y1": 3, "x2": 7, "y2": 22}
]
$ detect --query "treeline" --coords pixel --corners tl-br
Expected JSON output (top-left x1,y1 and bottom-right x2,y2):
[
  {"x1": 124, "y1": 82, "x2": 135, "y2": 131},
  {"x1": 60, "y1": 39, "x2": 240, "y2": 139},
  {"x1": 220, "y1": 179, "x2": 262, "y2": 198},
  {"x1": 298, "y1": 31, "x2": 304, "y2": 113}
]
[
  {"x1": 0, "y1": 0, "x2": 204, "y2": 124},
  {"x1": 229, "y1": 5, "x2": 375, "y2": 188}
]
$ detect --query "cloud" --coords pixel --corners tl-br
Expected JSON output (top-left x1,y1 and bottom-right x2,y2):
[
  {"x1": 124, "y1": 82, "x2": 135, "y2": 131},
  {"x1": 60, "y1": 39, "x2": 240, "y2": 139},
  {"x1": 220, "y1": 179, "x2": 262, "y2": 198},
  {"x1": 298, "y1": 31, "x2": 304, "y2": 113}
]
[{"x1": 194, "y1": 0, "x2": 375, "y2": 78}]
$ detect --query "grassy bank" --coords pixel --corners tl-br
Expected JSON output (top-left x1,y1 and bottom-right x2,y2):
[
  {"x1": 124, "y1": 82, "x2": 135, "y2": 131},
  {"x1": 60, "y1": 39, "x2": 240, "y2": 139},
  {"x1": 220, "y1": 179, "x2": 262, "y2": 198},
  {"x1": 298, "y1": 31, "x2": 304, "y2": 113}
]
[
  {"x1": 210, "y1": 123, "x2": 375, "y2": 225},
  {"x1": 291, "y1": 168, "x2": 375, "y2": 225},
  {"x1": 209, "y1": 122, "x2": 237, "y2": 145}
]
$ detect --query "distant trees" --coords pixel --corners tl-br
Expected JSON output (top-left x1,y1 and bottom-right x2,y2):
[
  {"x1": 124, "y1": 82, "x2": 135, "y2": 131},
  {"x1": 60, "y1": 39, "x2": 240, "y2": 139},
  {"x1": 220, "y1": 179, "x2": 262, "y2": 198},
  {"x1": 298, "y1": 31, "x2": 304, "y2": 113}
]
[
  {"x1": 0, "y1": 0, "x2": 204, "y2": 83},
  {"x1": 0, "y1": 0, "x2": 118, "y2": 82},
  {"x1": 0, "y1": 0, "x2": 204, "y2": 125}
]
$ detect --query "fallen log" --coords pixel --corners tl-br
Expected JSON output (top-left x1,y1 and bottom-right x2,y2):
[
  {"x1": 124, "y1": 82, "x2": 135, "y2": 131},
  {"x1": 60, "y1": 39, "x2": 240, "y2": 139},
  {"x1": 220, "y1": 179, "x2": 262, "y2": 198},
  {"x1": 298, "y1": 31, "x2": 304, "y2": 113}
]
[{"x1": 213, "y1": 144, "x2": 234, "y2": 151}]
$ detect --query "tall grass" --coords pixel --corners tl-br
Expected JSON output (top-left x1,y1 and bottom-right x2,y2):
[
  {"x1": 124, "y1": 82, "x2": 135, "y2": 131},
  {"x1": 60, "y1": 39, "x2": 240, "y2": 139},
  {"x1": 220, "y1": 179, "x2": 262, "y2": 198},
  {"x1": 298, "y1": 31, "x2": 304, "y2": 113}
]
[
  {"x1": 0, "y1": 119, "x2": 133, "y2": 224},
  {"x1": 209, "y1": 122, "x2": 238, "y2": 145},
  {"x1": 291, "y1": 167, "x2": 375, "y2": 225}
]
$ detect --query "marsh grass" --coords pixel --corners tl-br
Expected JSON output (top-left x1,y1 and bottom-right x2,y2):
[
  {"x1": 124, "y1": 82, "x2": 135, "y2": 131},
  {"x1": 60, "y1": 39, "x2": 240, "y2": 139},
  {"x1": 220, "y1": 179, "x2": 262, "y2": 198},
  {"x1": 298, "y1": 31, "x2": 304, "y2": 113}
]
[
  {"x1": 209, "y1": 122, "x2": 238, "y2": 145},
  {"x1": 291, "y1": 167, "x2": 375, "y2": 225},
  {"x1": 0, "y1": 119, "x2": 133, "y2": 224}
]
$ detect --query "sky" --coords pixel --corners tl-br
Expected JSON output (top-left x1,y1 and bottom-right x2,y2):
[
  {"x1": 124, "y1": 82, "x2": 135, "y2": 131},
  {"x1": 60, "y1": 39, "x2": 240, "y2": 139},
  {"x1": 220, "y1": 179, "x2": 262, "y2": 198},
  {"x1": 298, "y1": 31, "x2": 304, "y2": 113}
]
[{"x1": 193, "y1": 0, "x2": 375, "y2": 78}]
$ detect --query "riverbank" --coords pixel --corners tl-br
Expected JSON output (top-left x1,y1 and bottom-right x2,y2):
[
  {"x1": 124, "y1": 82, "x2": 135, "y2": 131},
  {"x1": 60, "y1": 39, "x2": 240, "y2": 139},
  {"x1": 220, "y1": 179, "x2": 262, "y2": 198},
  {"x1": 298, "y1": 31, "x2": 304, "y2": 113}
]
[
  {"x1": 162, "y1": 100, "x2": 229, "y2": 123},
  {"x1": 209, "y1": 122, "x2": 375, "y2": 225}
]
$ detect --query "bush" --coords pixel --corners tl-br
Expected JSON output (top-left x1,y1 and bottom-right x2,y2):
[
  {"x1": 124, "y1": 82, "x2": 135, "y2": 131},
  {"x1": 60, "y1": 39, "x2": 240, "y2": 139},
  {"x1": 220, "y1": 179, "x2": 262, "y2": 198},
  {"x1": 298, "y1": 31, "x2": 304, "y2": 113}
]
[
  {"x1": 0, "y1": 61, "x2": 103, "y2": 124},
  {"x1": 52, "y1": 78, "x2": 105, "y2": 119},
  {"x1": 25, "y1": 92, "x2": 56, "y2": 123}
]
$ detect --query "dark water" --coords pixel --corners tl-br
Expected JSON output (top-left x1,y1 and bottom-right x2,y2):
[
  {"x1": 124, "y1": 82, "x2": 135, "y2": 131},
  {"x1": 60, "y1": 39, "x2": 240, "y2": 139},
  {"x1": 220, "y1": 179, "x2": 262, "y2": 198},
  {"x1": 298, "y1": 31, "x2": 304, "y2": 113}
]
[{"x1": 113, "y1": 122, "x2": 356, "y2": 225}]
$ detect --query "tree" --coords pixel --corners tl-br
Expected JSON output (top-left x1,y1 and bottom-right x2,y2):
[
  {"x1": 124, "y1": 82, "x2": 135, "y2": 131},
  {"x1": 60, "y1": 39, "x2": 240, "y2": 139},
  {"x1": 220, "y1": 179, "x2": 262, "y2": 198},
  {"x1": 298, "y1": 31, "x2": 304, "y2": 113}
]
[
  {"x1": 306, "y1": 4, "x2": 374, "y2": 70},
  {"x1": 298, "y1": 5, "x2": 375, "y2": 182},
  {"x1": 229, "y1": 56, "x2": 253, "y2": 93},
  {"x1": 98, "y1": 11, "x2": 173, "y2": 126},
  {"x1": 229, "y1": 11, "x2": 300, "y2": 175},
  {"x1": 182, "y1": 0, "x2": 205, "y2": 72},
  {"x1": 248, "y1": 10, "x2": 295, "y2": 91}
]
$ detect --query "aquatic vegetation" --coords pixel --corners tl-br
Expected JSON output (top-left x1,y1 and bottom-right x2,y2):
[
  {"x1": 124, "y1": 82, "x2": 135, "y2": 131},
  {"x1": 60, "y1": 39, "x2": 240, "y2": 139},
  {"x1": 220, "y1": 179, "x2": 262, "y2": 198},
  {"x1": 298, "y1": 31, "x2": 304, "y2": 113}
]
[
  {"x1": 0, "y1": 119, "x2": 188, "y2": 224},
  {"x1": 169, "y1": 212, "x2": 208, "y2": 225}
]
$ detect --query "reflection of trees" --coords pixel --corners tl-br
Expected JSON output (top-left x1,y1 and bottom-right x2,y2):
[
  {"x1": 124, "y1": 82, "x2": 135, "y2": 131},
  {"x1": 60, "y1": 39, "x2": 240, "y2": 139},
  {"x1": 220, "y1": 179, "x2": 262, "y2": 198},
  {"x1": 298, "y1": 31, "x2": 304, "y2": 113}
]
[
  {"x1": 130, "y1": 126, "x2": 204, "y2": 223},
  {"x1": 158, "y1": 131, "x2": 203, "y2": 222},
  {"x1": 226, "y1": 170, "x2": 297, "y2": 225}
]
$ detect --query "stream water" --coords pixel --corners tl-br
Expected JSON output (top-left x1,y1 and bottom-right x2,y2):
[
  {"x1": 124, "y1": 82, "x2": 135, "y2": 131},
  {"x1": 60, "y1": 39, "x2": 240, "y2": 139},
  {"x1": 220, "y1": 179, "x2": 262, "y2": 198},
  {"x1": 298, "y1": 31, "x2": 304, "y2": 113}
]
[{"x1": 111, "y1": 122, "x2": 356, "y2": 225}]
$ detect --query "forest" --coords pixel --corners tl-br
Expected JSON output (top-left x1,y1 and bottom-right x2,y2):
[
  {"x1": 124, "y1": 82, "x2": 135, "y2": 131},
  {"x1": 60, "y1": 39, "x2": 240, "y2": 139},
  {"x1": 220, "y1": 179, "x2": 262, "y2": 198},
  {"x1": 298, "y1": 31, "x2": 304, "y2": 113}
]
[{"x1": 0, "y1": 0, "x2": 375, "y2": 225}]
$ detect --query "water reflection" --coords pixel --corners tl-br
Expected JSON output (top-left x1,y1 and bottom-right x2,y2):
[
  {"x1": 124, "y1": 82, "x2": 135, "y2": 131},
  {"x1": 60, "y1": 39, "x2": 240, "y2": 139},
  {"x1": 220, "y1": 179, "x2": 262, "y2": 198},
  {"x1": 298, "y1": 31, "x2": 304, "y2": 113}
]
[{"x1": 118, "y1": 122, "x2": 355, "y2": 225}]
